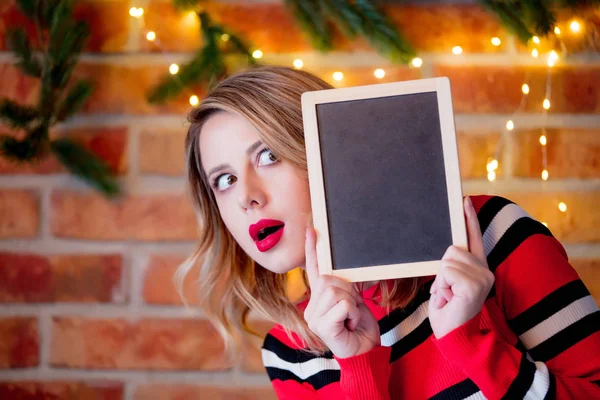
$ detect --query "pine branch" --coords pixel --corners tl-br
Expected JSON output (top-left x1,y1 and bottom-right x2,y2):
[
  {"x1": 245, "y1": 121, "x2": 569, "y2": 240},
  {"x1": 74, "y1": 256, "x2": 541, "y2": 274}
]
[
  {"x1": 479, "y1": 0, "x2": 534, "y2": 44},
  {"x1": 0, "y1": 99, "x2": 38, "y2": 129},
  {"x1": 522, "y1": 0, "x2": 556, "y2": 35},
  {"x1": 7, "y1": 28, "x2": 42, "y2": 77},
  {"x1": 284, "y1": 0, "x2": 333, "y2": 51},
  {"x1": 352, "y1": 0, "x2": 415, "y2": 63},
  {"x1": 1, "y1": 0, "x2": 117, "y2": 197},
  {"x1": 51, "y1": 138, "x2": 120, "y2": 198},
  {"x1": 321, "y1": 0, "x2": 361, "y2": 38}
]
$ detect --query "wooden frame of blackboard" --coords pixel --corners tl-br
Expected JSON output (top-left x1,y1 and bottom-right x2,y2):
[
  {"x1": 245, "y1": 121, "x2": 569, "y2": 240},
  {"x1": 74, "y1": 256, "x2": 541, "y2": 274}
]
[{"x1": 301, "y1": 77, "x2": 467, "y2": 282}]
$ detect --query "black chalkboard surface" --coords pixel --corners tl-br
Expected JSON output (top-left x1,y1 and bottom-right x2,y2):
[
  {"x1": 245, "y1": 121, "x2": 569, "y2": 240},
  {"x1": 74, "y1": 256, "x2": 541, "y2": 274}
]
[{"x1": 301, "y1": 78, "x2": 467, "y2": 282}]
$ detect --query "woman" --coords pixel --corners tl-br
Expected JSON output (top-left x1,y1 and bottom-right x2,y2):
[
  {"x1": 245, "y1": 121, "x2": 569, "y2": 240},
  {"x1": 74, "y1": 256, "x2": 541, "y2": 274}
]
[{"x1": 177, "y1": 66, "x2": 600, "y2": 399}]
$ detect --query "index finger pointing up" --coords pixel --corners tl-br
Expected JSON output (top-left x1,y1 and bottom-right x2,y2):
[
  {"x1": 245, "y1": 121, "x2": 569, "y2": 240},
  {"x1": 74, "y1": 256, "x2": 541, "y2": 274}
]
[
  {"x1": 305, "y1": 227, "x2": 320, "y2": 287},
  {"x1": 464, "y1": 196, "x2": 487, "y2": 267}
]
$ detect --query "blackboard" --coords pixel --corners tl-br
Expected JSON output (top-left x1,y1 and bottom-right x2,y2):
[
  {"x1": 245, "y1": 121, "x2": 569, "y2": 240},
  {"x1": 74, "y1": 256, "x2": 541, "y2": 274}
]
[{"x1": 302, "y1": 78, "x2": 467, "y2": 282}]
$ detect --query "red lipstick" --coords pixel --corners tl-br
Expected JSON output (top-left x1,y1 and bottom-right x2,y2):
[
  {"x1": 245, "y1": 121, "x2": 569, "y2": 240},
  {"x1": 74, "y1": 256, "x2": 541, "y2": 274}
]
[{"x1": 249, "y1": 219, "x2": 285, "y2": 253}]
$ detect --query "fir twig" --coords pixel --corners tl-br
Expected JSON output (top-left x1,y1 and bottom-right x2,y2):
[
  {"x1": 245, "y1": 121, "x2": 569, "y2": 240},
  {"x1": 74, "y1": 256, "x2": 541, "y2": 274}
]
[{"x1": 0, "y1": 0, "x2": 120, "y2": 197}]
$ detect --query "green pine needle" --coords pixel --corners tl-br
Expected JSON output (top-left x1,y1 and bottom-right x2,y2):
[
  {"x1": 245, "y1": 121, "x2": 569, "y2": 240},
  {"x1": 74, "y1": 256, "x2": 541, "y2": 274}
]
[
  {"x1": 0, "y1": 133, "x2": 44, "y2": 162},
  {"x1": 7, "y1": 28, "x2": 42, "y2": 77},
  {"x1": 56, "y1": 80, "x2": 94, "y2": 122},
  {"x1": 51, "y1": 138, "x2": 120, "y2": 197},
  {"x1": 15, "y1": 0, "x2": 37, "y2": 19},
  {"x1": 0, "y1": 99, "x2": 38, "y2": 129}
]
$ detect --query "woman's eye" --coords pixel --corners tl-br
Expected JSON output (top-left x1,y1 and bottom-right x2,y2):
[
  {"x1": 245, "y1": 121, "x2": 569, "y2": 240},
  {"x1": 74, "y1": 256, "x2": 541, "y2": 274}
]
[
  {"x1": 215, "y1": 173, "x2": 237, "y2": 191},
  {"x1": 258, "y1": 148, "x2": 279, "y2": 167}
]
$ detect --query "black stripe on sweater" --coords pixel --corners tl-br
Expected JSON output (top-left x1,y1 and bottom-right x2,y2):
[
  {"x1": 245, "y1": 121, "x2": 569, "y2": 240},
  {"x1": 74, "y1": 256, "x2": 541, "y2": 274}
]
[
  {"x1": 378, "y1": 280, "x2": 433, "y2": 336},
  {"x1": 428, "y1": 378, "x2": 480, "y2": 400},
  {"x1": 501, "y1": 353, "x2": 536, "y2": 399},
  {"x1": 262, "y1": 333, "x2": 333, "y2": 364},
  {"x1": 390, "y1": 317, "x2": 433, "y2": 363},
  {"x1": 529, "y1": 311, "x2": 600, "y2": 362},
  {"x1": 508, "y1": 280, "x2": 591, "y2": 335},
  {"x1": 486, "y1": 217, "x2": 553, "y2": 272},
  {"x1": 266, "y1": 367, "x2": 340, "y2": 390},
  {"x1": 477, "y1": 196, "x2": 514, "y2": 235}
]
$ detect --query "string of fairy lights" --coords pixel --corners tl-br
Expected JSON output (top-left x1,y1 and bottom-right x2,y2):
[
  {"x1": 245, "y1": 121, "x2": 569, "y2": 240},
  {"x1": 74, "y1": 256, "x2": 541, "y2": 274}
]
[{"x1": 129, "y1": 6, "x2": 593, "y2": 224}]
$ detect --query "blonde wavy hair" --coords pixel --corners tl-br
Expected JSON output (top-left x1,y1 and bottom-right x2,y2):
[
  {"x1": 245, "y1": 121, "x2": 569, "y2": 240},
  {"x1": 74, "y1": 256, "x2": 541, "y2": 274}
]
[{"x1": 177, "y1": 65, "x2": 424, "y2": 357}]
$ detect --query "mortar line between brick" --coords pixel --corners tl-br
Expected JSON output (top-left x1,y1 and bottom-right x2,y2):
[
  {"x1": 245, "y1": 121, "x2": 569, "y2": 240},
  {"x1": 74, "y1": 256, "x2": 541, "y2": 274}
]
[
  {"x1": 0, "y1": 368, "x2": 271, "y2": 386},
  {"x1": 38, "y1": 312, "x2": 52, "y2": 372},
  {"x1": 0, "y1": 304, "x2": 205, "y2": 319},
  {"x1": 39, "y1": 187, "x2": 52, "y2": 239}
]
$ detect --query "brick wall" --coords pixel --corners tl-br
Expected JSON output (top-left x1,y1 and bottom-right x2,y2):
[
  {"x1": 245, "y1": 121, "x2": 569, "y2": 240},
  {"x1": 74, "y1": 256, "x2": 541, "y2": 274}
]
[{"x1": 0, "y1": 0, "x2": 599, "y2": 399}]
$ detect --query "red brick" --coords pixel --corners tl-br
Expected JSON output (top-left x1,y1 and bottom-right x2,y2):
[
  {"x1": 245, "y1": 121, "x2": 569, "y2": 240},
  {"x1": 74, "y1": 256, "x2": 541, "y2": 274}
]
[
  {"x1": 457, "y1": 132, "x2": 502, "y2": 179},
  {"x1": 50, "y1": 191, "x2": 197, "y2": 241},
  {"x1": 51, "y1": 318, "x2": 228, "y2": 370},
  {"x1": 0, "y1": 381, "x2": 123, "y2": 400},
  {"x1": 491, "y1": 192, "x2": 600, "y2": 243},
  {"x1": 434, "y1": 65, "x2": 600, "y2": 114},
  {"x1": 240, "y1": 320, "x2": 274, "y2": 374},
  {"x1": 0, "y1": 253, "x2": 124, "y2": 303},
  {"x1": 0, "y1": 64, "x2": 38, "y2": 106},
  {"x1": 134, "y1": 385, "x2": 276, "y2": 400},
  {"x1": 572, "y1": 259, "x2": 600, "y2": 305},
  {"x1": 513, "y1": 128, "x2": 600, "y2": 179},
  {"x1": 0, "y1": 317, "x2": 39, "y2": 368},
  {"x1": 0, "y1": 190, "x2": 39, "y2": 238},
  {"x1": 139, "y1": 129, "x2": 186, "y2": 176},
  {"x1": 0, "y1": 128, "x2": 128, "y2": 175},
  {"x1": 0, "y1": 0, "x2": 130, "y2": 52},
  {"x1": 143, "y1": 2, "x2": 504, "y2": 54},
  {"x1": 143, "y1": 255, "x2": 197, "y2": 305}
]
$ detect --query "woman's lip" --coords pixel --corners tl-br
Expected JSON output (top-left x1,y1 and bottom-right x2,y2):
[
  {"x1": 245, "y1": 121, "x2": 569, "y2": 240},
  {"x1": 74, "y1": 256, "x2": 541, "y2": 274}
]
[
  {"x1": 249, "y1": 219, "x2": 285, "y2": 241},
  {"x1": 255, "y1": 226, "x2": 284, "y2": 252}
]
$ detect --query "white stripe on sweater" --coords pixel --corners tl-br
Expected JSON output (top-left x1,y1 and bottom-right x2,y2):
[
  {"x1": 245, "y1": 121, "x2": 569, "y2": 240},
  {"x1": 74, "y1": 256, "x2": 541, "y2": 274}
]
[
  {"x1": 519, "y1": 295, "x2": 598, "y2": 349},
  {"x1": 261, "y1": 349, "x2": 339, "y2": 380},
  {"x1": 482, "y1": 203, "x2": 531, "y2": 257}
]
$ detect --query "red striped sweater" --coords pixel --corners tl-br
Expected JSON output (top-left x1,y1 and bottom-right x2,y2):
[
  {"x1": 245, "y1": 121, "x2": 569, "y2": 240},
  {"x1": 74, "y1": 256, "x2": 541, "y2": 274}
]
[{"x1": 261, "y1": 195, "x2": 600, "y2": 399}]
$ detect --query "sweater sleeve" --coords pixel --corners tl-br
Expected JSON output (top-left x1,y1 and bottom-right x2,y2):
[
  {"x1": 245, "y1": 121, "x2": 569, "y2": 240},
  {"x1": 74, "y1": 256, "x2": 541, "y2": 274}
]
[
  {"x1": 335, "y1": 345, "x2": 392, "y2": 400},
  {"x1": 434, "y1": 197, "x2": 600, "y2": 399}
]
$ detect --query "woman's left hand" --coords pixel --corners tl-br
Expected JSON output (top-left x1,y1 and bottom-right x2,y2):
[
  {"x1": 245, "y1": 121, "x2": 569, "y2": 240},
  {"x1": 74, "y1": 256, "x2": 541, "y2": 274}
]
[{"x1": 428, "y1": 196, "x2": 495, "y2": 339}]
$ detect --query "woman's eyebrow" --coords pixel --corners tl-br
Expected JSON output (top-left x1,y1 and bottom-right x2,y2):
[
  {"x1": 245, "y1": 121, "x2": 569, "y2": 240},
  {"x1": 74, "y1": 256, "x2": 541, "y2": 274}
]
[{"x1": 206, "y1": 140, "x2": 263, "y2": 177}]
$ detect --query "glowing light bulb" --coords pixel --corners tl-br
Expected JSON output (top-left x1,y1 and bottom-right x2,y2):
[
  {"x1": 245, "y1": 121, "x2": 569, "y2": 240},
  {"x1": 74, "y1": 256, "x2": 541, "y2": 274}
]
[
  {"x1": 374, "y1": 69, "x2": 385, "y2": 79},
  {"x1": 292, "y1": 59, "x2": 303, "y2": 69},
  {"x1": 452, "y1": 46, "x2": 463, "y2": 55},
  {"x1": 189, "y1": 95, "x2": 199, "y2": 106},
  {"x1": 333, "y1": 72, "x2": 344, "y2": 81},
  {"x1": 129, "y1": 7, "x2": 143, "y2": 18},
  {"x1": 543, "y1": 99, "x2": 551, "y2": 109},
  {"x1": 487, "y1": 171, "x2": 496, "y2": 182},
  {"x1": 169, "y1": 64, "x2": 179, "y2": 75},
  {"x1": 547, "y1": 57, "x2": 556, "y2": 67},
  {"x1": 506, "y1": 120, "x2": 514, "y2": 131},
  {"x1": 411, "y1": 57, "x2": 423, "y2": 68},
  {"x1": 539, "y1": 135, "x2": 547, "y2": 146},
  {"x1": 550, "y1": 50, "x2": 559, "y2": 60},
  {"x1": 569, "y1": 20, "x2": 581, "y2": 33},
  {"x1": 221, "y1": 34, "x2": 230, "y2": 42},
  {"x1": 532, "y1": 36, "x2": 541, "y2": 44},
  {"x1": 542, "y1": 170, "x2": 549, "y2": 180},
  {"x1": 531, "y1": 49, "x2": 539, "y2": 58},
  {"x1": 252, "y1": 50, "x2": 263, "y2": 59},
  {"x1": 558, "y1": 202, "x2": 567, "y2": 212},
  {"x1": 146, "y1": 31, "x2": 156, "y2": 41},
  {"x1": 522, "y1": 84, "x2": 530, "y2": 94},
  {"x1": 491, "y1": 37, "x2": 501, "y2": 46},
  {"x1": 554, "y1": 27, "x2": 561, "y2": 35}
]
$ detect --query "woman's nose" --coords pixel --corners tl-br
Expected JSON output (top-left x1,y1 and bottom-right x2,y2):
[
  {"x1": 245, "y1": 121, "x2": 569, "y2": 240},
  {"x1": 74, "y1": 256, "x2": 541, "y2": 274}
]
[{"x1": 237, "y1": 174, "x2": 267, "y2": 212}]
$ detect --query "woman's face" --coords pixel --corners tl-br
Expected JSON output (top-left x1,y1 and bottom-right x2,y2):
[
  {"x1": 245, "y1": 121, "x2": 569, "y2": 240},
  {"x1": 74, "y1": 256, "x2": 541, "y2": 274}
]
[{"x1": 199, "y1": 111, "x2": 312, "y2": 274}]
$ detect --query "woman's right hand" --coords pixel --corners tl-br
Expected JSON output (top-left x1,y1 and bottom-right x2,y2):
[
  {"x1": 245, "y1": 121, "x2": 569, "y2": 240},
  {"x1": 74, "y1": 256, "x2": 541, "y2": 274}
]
[{"x1": 303, "y1": 227, "x2": 381, "y2": 359}]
